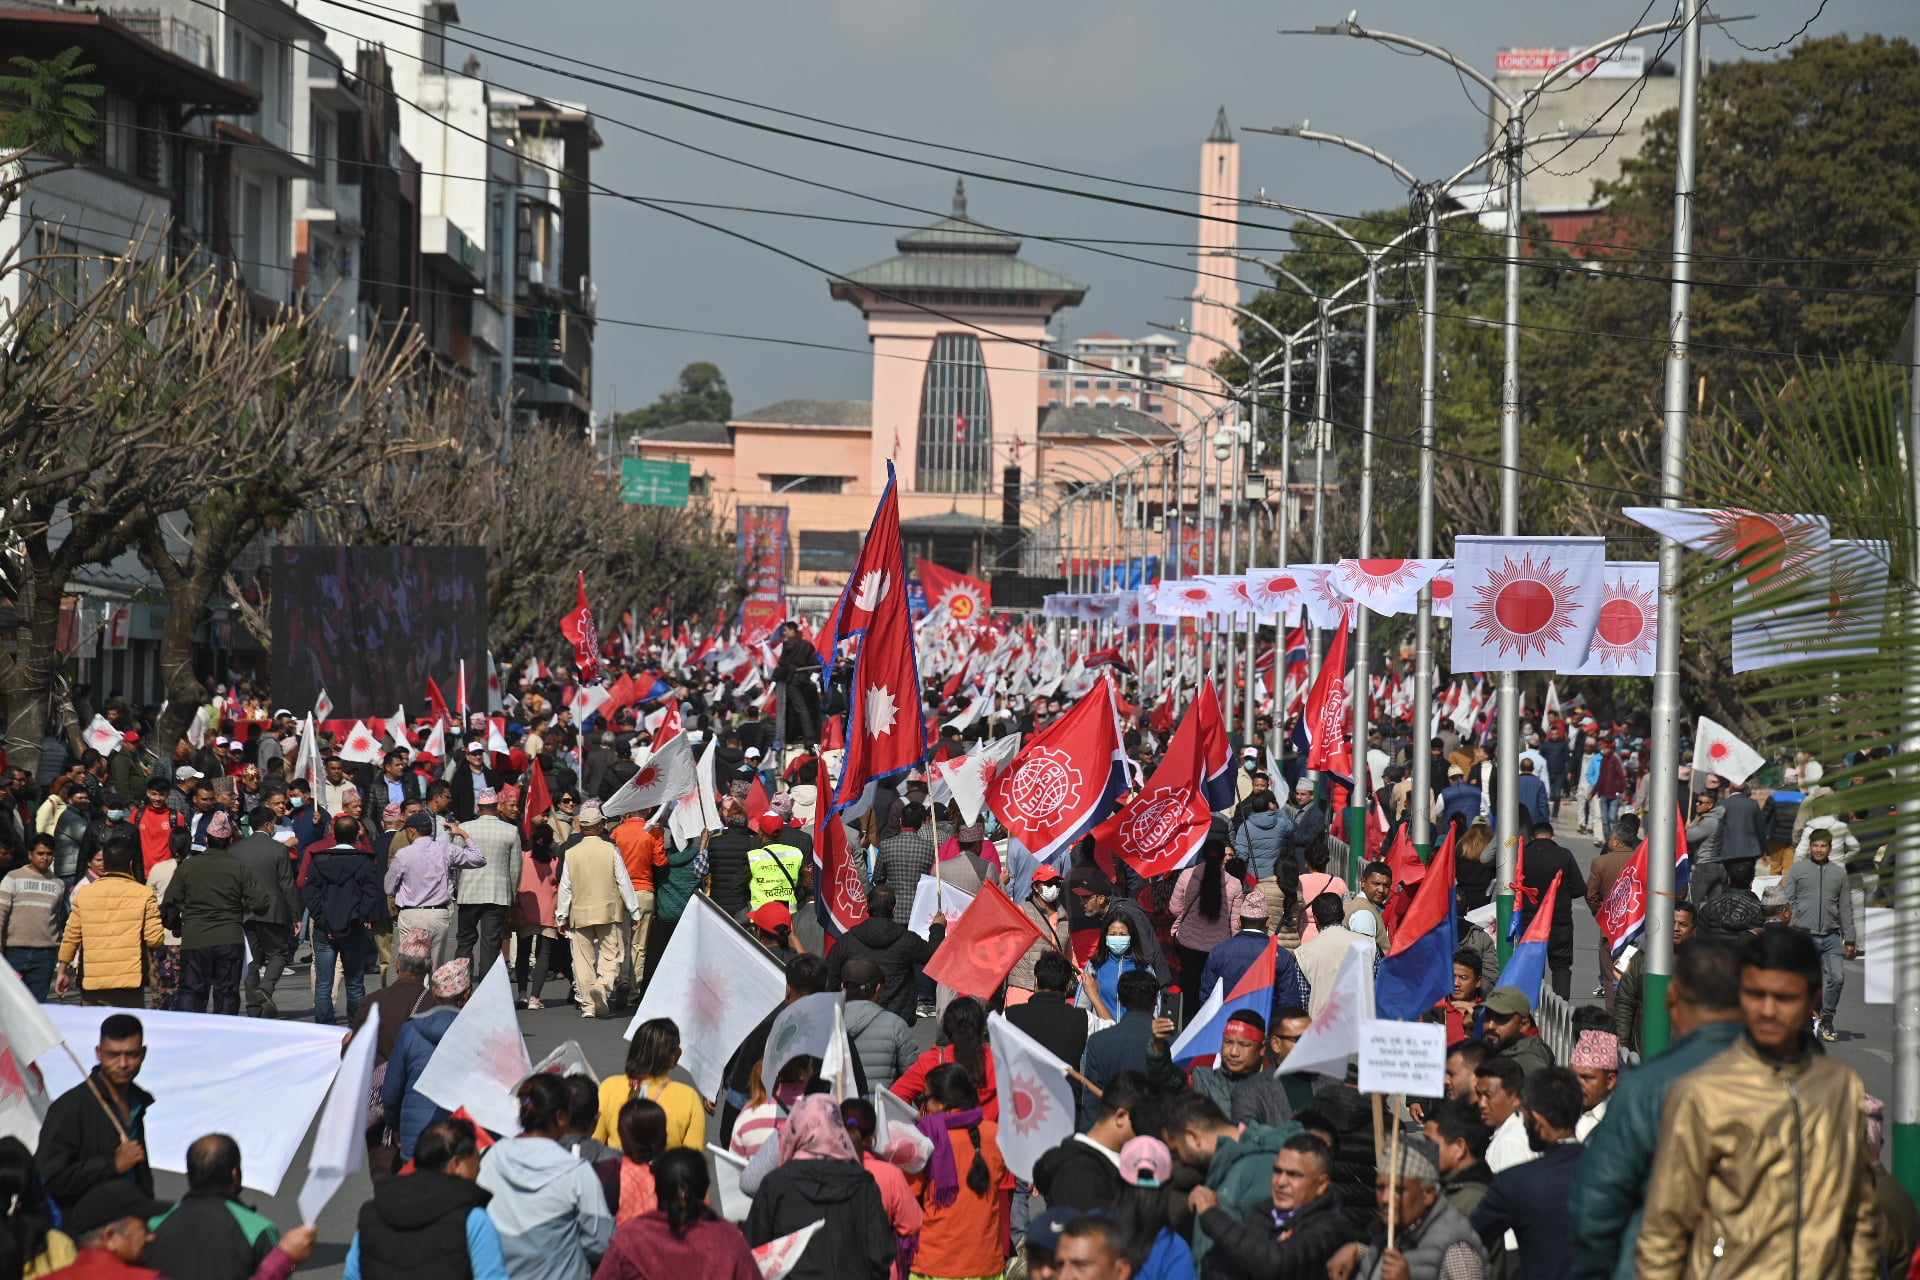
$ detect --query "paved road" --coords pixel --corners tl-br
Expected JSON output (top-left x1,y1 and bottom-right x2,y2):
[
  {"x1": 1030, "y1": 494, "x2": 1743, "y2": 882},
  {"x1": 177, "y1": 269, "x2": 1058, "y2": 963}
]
[{"x1": 154, "y1": 814, "x2": 1895, "y2": 1274}]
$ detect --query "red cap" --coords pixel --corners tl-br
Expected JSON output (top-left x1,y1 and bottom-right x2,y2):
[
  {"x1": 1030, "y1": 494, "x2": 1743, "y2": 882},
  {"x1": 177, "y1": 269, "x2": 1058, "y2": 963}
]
[
  {"x1": 754, "y1": 813, "x2": 784, "y2": 839},
  {"x1": 1030, "y1": 864, "x2": 1062, "y2": 883},
  {"x1": 747, "y1": 902, "x2": 792, "y2": 931}
]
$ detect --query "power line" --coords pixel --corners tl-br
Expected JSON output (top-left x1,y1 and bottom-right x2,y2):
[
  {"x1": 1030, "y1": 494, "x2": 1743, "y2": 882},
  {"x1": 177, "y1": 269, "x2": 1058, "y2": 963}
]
[{"x1": 282, "y1": 0, "x2": 1920, "y2": 277}]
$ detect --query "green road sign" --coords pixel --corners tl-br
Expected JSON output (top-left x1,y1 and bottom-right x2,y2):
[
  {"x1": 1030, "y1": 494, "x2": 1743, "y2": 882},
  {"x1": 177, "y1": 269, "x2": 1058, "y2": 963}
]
[{"x1": 621, "y1": 457, "x2": 691, "y2": 508}]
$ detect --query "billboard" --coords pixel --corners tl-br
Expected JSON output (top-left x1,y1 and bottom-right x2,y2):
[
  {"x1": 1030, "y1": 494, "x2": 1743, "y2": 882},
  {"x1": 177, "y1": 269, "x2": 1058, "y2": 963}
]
[
  {"x1": 736, "y1": 505, "x2": 789, "y2": 602},
  {"x1": 1494, "y1": 46, "x2": 1646, "y2": 80},
  {"x1": 621, "y1": 458, "x2": 691, "y2": 508},
  {"x1": 270, "y1": 546, "x2": 488, "y2": 721}
]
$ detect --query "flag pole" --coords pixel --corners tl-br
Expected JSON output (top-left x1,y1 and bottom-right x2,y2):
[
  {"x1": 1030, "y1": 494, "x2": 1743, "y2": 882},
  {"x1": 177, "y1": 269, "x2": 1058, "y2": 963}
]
[
  {"x1": 1493, "y1": 103, "x2": 1525, "y2": 967},
  {"x1": 1347, "y1": 254, "x2": 1379, "y2": 879},
  {"x1": 1643, "y1": 0, "x2": 1702, "y2": 1057},
  {"x1": 1411, "y1": 192, "x2": 1439, "y2": 860},
  {"x1": 1385, "y1": 1094, "x2": 1402, "y2": 1252}
]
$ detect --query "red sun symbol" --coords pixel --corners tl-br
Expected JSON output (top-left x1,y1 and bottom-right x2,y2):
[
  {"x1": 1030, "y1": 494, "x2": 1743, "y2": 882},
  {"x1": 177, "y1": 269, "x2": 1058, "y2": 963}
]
[
  {"x1": 1183, "y1": 587, "x2": 1210, "y2": 602},
  {"x1": 634, "y1": 765, "x2": 658, "y2": 787},
  {"x1": 1703, "y1": 509, "x2": 1824, "y2": 588},
  {"x1": 1588, "y1": 576, "x2": 1657, "y2": 668},
  {"x1": 1707, "y1": 741, "x2": 1730, "y2": 761},
  {"x1": 1342, "y1": 559, "x2": 1418, "y2": 596},
  {"x1": 1468, "y1": 553, "x2": 1583, "y2": 659}
]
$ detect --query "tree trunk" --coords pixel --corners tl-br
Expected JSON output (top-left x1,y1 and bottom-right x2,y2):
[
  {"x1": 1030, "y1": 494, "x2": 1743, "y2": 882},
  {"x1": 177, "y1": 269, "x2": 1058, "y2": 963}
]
[
  {"x1": 139, "y1": 526, "x2": 206, "y2": 755},
  {"x1": 0, "y1": 552, "x2": 66, "y2": 778}
]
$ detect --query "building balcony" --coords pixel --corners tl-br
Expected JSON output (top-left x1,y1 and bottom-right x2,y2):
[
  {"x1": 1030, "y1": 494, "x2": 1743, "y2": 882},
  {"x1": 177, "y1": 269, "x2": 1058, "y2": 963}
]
[
  {"x1": 422, "y1": 215, "x2": 485, "y2": 291},
  {"x1": 304, "y1": 181, "x2": 362, "y2": 234},
  {"x1": 109, "y1": 10, "x2": 214, "y2": 70}
]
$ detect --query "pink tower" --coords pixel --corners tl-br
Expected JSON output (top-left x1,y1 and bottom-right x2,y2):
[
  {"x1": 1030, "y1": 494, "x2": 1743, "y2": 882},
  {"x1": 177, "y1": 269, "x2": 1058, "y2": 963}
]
[{"x1": 1187, "y1": 107, "x2": 1241, "y2": 411}]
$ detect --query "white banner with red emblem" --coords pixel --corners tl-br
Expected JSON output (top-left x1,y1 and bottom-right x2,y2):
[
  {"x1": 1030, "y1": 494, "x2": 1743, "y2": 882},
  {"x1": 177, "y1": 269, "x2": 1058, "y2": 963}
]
[
  {"x1": 1450, "y1": 536, "x2": 1606, "y2": 672},
  {"x1": 1331, "y1": 558, "x2": 1449, "y2": 617},
  {"x1": 1557, "y1": 561, "x2": 1658, "y2": 677},
  {"x1": 986, "y1": 1012, "x2": 1075, "y2": 1181}
]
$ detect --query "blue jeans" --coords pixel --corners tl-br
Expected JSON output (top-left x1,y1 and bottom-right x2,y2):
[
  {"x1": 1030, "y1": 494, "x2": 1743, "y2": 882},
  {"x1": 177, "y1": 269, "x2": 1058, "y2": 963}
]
[
  {"x1": 1599, "y1": 797, "x2": 1622, "y2": 844},
  {"x1": 5, "y1": 947, "x2": 54, "y2": 1001},
  {"x1": 313, "y1": 927, "x2": 373, "y2": 1026},
  {"x1": 1814, "y1": 931, "x2": 1846, "y2": 1022}
]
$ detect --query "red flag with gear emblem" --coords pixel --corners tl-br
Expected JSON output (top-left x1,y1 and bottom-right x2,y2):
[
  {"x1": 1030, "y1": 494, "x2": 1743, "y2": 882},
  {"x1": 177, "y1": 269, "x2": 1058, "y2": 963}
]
[
  {"x1": 812, "y1": 749, "x2": 868, "y2": 941},
  {"x1": 1303, "y1": 612, "x2": 1354, "y2": 779},
  {"x1": 559, "y1": 572, "x2": 601, "y2": 682},
  {"x1": 987, "y1": 674, "x2": 1133, "y2": 867}
]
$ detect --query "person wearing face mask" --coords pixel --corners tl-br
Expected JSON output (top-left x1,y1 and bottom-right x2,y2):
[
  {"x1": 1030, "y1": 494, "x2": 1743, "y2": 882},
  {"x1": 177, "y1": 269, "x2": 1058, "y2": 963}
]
[
  {"x1": 1469, "y1": 1067, "x2": 1587, "y2": 1279},
  {"x1": 1089, "y1": 917, "x2": 1147, "y2": 1017},
  {"x1": 1004, "y1": 865, "x2": 1071, "y2": 1006}
]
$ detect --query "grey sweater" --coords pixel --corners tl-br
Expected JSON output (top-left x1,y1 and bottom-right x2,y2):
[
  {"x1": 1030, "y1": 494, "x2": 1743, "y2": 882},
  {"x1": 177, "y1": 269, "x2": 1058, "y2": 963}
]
[{"x1": 1782, "y1": 855, "x2": 1855, "y2": 942}]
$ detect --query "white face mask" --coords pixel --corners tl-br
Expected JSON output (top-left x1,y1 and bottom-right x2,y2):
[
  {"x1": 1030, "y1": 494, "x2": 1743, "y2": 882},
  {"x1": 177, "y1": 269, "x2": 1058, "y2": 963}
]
[{"x1": 1038, "y1": 884, "x2": 1061, "y2": 904}]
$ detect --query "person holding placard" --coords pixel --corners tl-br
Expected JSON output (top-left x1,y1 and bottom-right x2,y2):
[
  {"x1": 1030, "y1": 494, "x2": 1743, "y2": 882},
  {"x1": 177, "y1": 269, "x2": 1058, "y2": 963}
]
[{"x1": 1325, "y1": 1137, "x2": 1486, "y2": 1280}]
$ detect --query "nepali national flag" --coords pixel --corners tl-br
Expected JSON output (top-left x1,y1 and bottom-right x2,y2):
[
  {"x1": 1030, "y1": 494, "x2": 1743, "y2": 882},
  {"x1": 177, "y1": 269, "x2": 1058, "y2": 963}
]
[
  {"x1": 559, "y1": 572, "x2": 601, "y2": 682},
  {"x1": 831, "y1": 464, "x2": 928, "y2": 814},
  {"x1": 1597, "y1": 809, "x2": 1691, "y2": 960},
  {"x1": 1495, "y1": 869, "x2": 1563, "y2": 1008},
  {"x1": 1376, "y1": 826, "x2": 1459, "y2": 1020},
  {"x1": 1302, "y1": 612, "x2": 1354, "y2": 780},
  {"x1": 987, "y1": 674, "x2": 1133, "y2": 867},
  {"x1": 818, "y1": 471, "x2": 910, "y2": 665},
  {"x1": 917, "y1": 558, "x2": 991, "y2": 625},
  {"x1": 1170, "y1": 937, "x2": 1277, "y2": 1066}
]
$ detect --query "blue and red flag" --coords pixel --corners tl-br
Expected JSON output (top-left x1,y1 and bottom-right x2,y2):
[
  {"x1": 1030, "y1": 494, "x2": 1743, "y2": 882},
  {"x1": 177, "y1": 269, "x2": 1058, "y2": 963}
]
[
  {"x1": 1376, "y1": 826, "x2": 1458, "y2": 1020},
  {"x1": 985, "y1": 673, "x2": 1133, "y2": 868},
  {"x1": 1494, "y1": 869, "x2": 1563, "y2": 1007},
  {"x1": 1169, "y1": 937, "x2": 1277, "y2": 1066},
  {"x1": 1597, "y1": 809, "x2": 1691, "y2": 960}
]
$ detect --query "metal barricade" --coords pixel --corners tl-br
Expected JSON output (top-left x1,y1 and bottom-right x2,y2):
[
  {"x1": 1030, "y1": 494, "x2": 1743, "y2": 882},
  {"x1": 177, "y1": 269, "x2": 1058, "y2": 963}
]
[{"x1": 1538, "y1": 988, "x2": 1576, "y2": 1061}]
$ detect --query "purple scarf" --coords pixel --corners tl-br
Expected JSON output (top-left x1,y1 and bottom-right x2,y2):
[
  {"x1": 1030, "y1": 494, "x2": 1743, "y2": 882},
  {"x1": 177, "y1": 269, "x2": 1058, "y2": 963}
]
[{"x1": 913, "y1": 1107, "x2": 985, "y2": 1207}]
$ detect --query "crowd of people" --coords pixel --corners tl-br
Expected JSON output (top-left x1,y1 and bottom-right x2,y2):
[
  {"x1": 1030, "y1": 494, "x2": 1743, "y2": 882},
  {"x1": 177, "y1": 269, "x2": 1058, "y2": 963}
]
[{"x1": 0, "y1": 630, "x2": 1906, "y2": 1279}]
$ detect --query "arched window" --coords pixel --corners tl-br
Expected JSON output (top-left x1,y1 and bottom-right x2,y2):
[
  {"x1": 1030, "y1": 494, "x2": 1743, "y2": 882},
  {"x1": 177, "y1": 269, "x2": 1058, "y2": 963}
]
[{"x1": 915, "y1": 333, "x2": 992, "y2": 493}]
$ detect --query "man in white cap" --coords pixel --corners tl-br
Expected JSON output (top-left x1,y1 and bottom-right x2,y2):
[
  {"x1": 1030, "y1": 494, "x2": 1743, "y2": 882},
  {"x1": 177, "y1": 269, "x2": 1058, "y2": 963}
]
[{"x1": 556, "y1": 801, "x2": 639, "y2": 1018}]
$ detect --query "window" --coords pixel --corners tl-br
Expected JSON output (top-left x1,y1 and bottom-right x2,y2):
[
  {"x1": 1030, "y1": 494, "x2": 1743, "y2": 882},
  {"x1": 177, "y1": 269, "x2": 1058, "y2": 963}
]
[
  {"x1": 799, "y1": 530, "x2": 861, "y2": 572},
  {"x1": 688, "y1": 474, "x2": 710, "y2": 497},
  {"x1": 915, "y1": 332, "x2": 992, "y2": 494},
  {"x1": 277, "y1": 44, "x2": 292, "y2": 125},
  {"x1": 99, "y1": 95, "x2": 136, "y2": 174},
  {"x1": 1072, "y1": 378, "x2": 1089, "y2": 390},
  {"x1": 241, "y1": 181, "x2": 264, "y2": 291},
  {"x1": 311, "y1": 115, "x2": 334, "y2": 200},
  {"x1": 766, "y1": 475, "x2": 845, "y2": 495}
]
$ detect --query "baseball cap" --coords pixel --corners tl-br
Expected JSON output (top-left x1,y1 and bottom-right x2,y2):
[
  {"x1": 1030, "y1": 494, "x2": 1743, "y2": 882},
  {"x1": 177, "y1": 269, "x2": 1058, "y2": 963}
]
[
  {"x1": 175, "y1": 767, "x2": 202, "y2": 782},
  {"x1": 744, "y1": 747, "x2": 763, "y2": 760},
  {"x1": 754, "y1": 813, "x2": 784, "y2": 839},
  {"x1": 1483, "y1": 986, "x2": 1531, "y2": 1018},
  {"x1": 1119, "y1": 1136, "x2": 1173, "y2": 1187},
  {"x1": 65, "y1": 1182, "x2": 169, "y2": 1237},
  {"x1": 1024, "y1": 1208, "x2": 1077, "y2": 1257},
  {"x1": 1029, "y1": 864, "x2": 1062, "y2": 883},
  {"x1": 747, "y1": 902, "x2": 792, "y2": 932},
  {"x1": 577, "y1": 801, "x2": 604, "y2": 826},
  {"x1": 465, "y1": 740, "x2": 485, "y2": 754}
]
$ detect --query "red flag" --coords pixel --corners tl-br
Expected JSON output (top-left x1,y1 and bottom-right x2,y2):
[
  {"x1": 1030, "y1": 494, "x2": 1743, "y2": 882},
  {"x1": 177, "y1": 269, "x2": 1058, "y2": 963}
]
[
  {"x1": 1304, "y1": 613, "x2": 1353, "y2": 778},
  {"x1": 425, "y1": 676, "x2": 452, "y2": 725},
  {"x1": 522, "y1": 757, "x2": 552, "y2": 841},
  {"x1": 833, "y1": 466, "x2": 928, "y2": 811},
  {"x1": 559, "y1": 572, "x2": 601, "y2": 682},
  {"x1": 457, "y1": 659, "x2": 469, "y2": 722},
  {"x1": 746, "y1": 776, "x2": 771, "y2": 823},
  {"x1": 986, "y1": 675, "x2": 1133, "y2": 865},
  {"x1": 812, "y1": 751, "x2": 867, "y2": 939},
  {"x1": 1090, "y1": 758, "x2": 1213, "y2": 881},
  {"x1": 923, "y1": 881, "x2": 1045, "y2": 999},
  {"x1": 602, "y1": 673, "x2": 640, "y2": 718},
  {"x1": 916, "y1": 558, "x2": 990, "y2": 624},
  {"x1": 818, "y1": 470, "x2": 911, "y2": 663},
  {"x1": 1165, "y1": 680, "x2": 1235, "y2": 810},
  {"x1": 1148, "y1": 688, "x2": 1177, "y2": 736}
]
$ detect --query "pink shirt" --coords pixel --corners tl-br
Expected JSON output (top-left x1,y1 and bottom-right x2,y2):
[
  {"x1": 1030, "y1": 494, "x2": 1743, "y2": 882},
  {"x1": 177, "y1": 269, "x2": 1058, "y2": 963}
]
[
  {"x1": 1296, "y1": 872, "x2": 1348, "y2": 941},
  {"x1": 1169, "y1": 865, "x2": 1245, "y2": 952}
]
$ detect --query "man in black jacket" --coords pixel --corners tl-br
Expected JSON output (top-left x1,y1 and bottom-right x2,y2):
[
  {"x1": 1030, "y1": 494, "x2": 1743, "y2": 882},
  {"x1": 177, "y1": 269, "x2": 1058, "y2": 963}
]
[
  {"x1": 1080, "y1": 971, "x2": 1162, "y2": 1108},
  {"x1": 822, "y1": 885, "x2": 935, "y2": 1023},
  {"x1": 232, "y1": 814, "x2": 298, "y2": 1017},
  {"x1": 162, "y1": 812, "x2": 269, "y2": 1015},
  {"x1": 1032, "y1": 1072, "x2": 1144, "y2": 1211},
  {"x1": 143, "y1": 1133, "x2": 281, "y2": 1280},
  {"x1": 302, "y1": 815, "x2": 387, "y2": 1026},
  {"x1": 1520, "y1": 821, "x2": 1590, "y2": 1001},
  {"x1": 774, "y1": 621, "x2": 821, "y2": 747},
  {"x1": 1006, "y1": 950, "x2": 1091, "y2": 1069},
  {"x1": 1470, "y1": 1067, "x2": 1587, "y2": 1279},
  {"x1": 1715, "y1": 781, "x2": 1769, "y2": 893},
  {"x1": 1193, "y1": 1132, "x2": 1359, "y2": 1280},
  {"x1": 36, "y1": 1013, "x2": 153, "y2": 1215}
]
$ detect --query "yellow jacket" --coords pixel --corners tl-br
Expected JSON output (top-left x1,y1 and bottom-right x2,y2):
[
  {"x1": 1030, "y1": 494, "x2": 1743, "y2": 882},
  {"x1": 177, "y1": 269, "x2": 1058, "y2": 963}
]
[
  {"x1": 1638, "y1": 1033, "x2": 1879, "y2": 1279},
  {"x1": 58, "y1": 873, "x2": 162, "y2": 991}
]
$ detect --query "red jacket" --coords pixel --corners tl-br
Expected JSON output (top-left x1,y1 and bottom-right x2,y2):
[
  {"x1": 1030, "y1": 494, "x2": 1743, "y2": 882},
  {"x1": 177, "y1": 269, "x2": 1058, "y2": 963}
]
[
  {"x1": 891, "y1": 1044, "x2": 999, "y2": 1121},
  {"x1": 45, "y1": 1247, "x2": 165, "y2": 1279},
  {"x1": 137, "y1": 806, "x2": 174, "y2": 877}
]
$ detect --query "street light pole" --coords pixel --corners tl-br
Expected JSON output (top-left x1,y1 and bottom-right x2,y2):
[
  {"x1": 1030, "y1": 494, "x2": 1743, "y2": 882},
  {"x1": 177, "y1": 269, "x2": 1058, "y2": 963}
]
[
  {"x1": 1645, "y1": 0, "x2": 1702, "y2": 1057},
  {"x1": 1287, "y1": 0, "x2": 1726, "y2": 971}
]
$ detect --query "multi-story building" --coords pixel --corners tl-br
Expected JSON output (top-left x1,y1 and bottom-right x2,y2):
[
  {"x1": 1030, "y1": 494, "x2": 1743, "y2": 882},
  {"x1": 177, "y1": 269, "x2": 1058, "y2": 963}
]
[
  {"x1": 498, "y1": 90, "x2": 599, "y2": 432},
  {"x1": 0, "y1": 3, "x2": 255, "y2": 315},
  {"x1": 1484, "y1": 43, "x2": 1678, "y2": 249},
  {"x1": 291, "y1": 32, "x2": 362, "y2": 369},
  {"x1": 1040, "y1": 331, "x2": 1187, "y2": 424}
]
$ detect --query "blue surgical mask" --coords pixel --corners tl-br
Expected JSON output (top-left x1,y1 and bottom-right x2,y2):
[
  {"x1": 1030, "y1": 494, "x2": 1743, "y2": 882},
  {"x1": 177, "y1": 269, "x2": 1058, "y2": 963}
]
[
  {"x1": 1105, "y1": 935, "x2": 1132, "y2": 956},
  {"x1": 290, "y1": 796, "x2": 305, "y2": 809},
  {"x1": 106, "y1": 809, "x2": 127, "y2": 822}
]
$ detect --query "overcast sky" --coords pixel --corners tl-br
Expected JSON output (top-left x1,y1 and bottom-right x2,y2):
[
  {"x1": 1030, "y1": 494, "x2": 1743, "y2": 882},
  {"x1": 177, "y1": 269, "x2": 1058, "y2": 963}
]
[{"x1": 438, "y1": 1, "x2": 1919, "y2": 418}]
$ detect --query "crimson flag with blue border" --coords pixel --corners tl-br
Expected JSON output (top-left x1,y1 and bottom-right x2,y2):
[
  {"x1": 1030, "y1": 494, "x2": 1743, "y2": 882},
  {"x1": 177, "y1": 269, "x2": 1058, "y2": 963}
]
[{"x1": 1375, "y1": 826, "x2": 1459, "y2": 1020}]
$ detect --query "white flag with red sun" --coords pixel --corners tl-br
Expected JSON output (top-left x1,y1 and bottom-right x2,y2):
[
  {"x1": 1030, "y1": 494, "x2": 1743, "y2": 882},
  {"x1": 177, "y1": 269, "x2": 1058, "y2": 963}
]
[
  {"x1": 1429, "y1": 562, "x2": 1456, "y2": 619},
  {"x1": 1332, "y1": 558, "x2": 1449, "y2": 617},
  {"x1": 1558, "y1": 561, "x2": 1658, "y2": 678},
  {"x1": 1288, "y1": 564, "x2": 1352, "y2": 630},
  {"x1": 1451, "y1": 536, "x2": 1606, "y2": 673},
  {"x1": 986, "y1": 1012, "x2": 1074, "y2": 1182}
]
